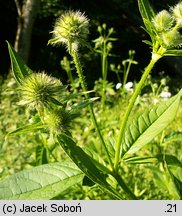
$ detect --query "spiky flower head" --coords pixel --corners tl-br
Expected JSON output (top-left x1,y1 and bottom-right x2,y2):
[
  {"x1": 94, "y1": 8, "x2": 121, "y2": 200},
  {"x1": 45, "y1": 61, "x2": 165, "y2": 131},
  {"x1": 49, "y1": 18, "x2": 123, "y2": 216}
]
[
  {"x1": 161, "y1": 29, "x2": 182, "y2": 48},
  {"x1": 43, "y1": 108, "x2": 79, "y2": 135},
  {"x1": 48, "y1": 10, "x2": 89, "y2": 54},
  {"x1": 19, "y1": 72, "x2": 64, "y2": 110},
  {"x1": 152, "y1": 10, "x2": 174, "y2": 32},
  {"x1": 171, "y1": 2, "x2": 182, "y2": 27},
  {"x1": 152, "y1": 6, "x2": 182, "y2": 49}
]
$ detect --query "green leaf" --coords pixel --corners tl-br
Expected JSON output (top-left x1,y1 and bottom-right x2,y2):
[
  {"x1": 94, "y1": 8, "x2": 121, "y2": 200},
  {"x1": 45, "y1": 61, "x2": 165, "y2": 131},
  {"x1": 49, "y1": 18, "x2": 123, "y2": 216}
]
[
  {"x1": 137, "y1": 0, "x2": 155, "y2": 33},
  {"x1": 150, "y1": 167, "x2": 168, "y2": 192},
  {"x1": 125, "y1": 154, "x2": 182, "y2": 167},
  {"x1": 36, "y1": 145, "x2": 48, "y2": 165},
  {"x1": 162, "y1": 131, "x2": 182, "y2": 146},
  {"x1": 73, "y1": 97, "x2": 99, "y2": 110},
  {"x1": 142, "y1": 40, "x2": 153, "y2": 46},
  {"x1": 7, "y1": 41, "x2": 32, "y2": 85},
  {"x1": 138, "y1": 0, "x2": 155, "y2": 40},
  {"x1": 57, "y1": 133, "x2": 122, "y2": 199},
  {"x1": 164, "y1": 49, "x2": 182, "y2": 56},
  {"x1": 6, "y1": 122, "x2": 47, "y2": 137},
  {"x1": 0, "y1": 162, "x2": 84, "y2": 200},
  {"x1": 157, "y1": 154, "x2": 182, "y2": 168},
  {"x1": 124, "y1": 156, "x2": 158, "y2": 164},
  {"x1": 121, "y1": 89, "x2": 182, "y2": 158},
  {"x1": 84, "y1": 147, "x2": 110, "y2": 174},
  {"x1": 165, "y1": 164, "x2": 182, "y2": 199}
]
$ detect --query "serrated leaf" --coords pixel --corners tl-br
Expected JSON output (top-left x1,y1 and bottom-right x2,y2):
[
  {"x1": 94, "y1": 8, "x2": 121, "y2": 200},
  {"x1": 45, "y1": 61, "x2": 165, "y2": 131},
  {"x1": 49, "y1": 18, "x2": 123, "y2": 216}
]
[
  {"x1": 121, "y1": 89, "x2": 182, "y2": 158},
  {"x1": 7, "y1": 41, "x2": 32, "y2": 85},
  {"x1": 57, "y1": 133, "x2": 122, "y2": 199},
  {"x1": 0, "y1": 162, "x2": 84, "y2": 200},
  {"x1": 137, "y1": 0, "x2": 155, "y2": 33}
]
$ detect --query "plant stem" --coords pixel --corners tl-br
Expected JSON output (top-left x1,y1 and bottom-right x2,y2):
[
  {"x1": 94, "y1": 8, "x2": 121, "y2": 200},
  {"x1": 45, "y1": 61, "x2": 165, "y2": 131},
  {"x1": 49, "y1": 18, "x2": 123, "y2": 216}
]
[
  {"x1": 112, "y1": 172, "x2": 138, "y2": 199},
  {"x1": 114, "y1": 57, "x2": 160, "y2": 171},
  {"x1": 123, "y1": 59, "x2": 132, "y2": 89},
  {"x1": 72, "y1": 51, "x2": 113, "y2": 168},
  {"x1": 101, "y1": 42, "x2": 107, "y2": 109}
]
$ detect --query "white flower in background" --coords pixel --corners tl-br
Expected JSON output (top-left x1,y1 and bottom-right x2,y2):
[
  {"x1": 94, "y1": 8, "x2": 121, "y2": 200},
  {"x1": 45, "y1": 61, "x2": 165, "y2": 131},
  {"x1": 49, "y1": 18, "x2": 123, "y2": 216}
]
[
  {"x1": 125, "y1": 81, "x2": 133, "y2": 93},
  {"x1": 160, "y1": 91, "x2": 172, "y2": 98},
  {"x1": 116, "y1": 82, "x2": 122, "y2": 90}
]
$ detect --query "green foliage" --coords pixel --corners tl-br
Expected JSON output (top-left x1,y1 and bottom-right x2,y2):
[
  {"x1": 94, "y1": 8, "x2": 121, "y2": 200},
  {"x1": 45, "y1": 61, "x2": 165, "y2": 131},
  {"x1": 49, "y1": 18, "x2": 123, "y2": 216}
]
[
  {"x1": 0, "y1": 161, "x2": 84, "y2": 200},
  {"x1": 7, "y1": 41, "x2": 32, "y2": 84},
  {"x1": 121, "y1": 89, "x2": 182, "y2": 158}
]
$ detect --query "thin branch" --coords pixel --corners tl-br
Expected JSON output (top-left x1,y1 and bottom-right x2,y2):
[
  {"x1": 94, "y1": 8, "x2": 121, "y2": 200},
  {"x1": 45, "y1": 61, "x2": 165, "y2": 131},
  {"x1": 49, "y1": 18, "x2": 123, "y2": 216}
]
[{"x1": 14, "y1": 0, "x2": 22, "y2": 17}]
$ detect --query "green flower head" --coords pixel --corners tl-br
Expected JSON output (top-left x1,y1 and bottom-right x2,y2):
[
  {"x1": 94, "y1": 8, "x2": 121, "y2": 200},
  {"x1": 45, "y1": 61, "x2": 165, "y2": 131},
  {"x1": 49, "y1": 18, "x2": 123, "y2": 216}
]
[
  {"x1": 161, "y1": 29, "x2": 182, "y2": 48},
  {"x1": 44, "y1": 108, "x2": 79, "y2": 135},
  {"x1": 49, "y1": 10, "x2": 89, "y2": 53},
  {"x1": 152, "y1": 10, "x2": 174, "y2": 32},
  {"x1": 172, "y1": 2, "x2": 182, "y2": 27},
  {"x1": 19, "y1": 72, "x2": 64, "y2": 110}
]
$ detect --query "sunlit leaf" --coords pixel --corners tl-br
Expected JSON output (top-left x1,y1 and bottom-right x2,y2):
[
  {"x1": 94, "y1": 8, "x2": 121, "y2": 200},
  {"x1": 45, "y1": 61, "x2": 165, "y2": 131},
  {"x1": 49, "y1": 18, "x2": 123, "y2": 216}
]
[
  {"x1": 0, "y1": 162, "x2": 84, "y2": 200},
  {"x1": 57, "y1": 133, "x2": 122, "y2": 199},
  {"x1": 121, "y1": 89, "x2": 182, "y2": 158},
  {"x1": 7, "y1": 41, "x2": 32, "y2": 85}
]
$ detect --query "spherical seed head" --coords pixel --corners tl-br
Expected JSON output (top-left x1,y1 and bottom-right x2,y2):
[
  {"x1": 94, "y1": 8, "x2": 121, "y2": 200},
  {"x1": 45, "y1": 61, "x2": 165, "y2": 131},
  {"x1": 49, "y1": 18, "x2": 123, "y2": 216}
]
[
  {"x1": 153, "y1": 10, "x2": 174, "y2": 32},
  {"x1": 19, "y1": 72, "x2": 63, "y2": 110},
  {"x1": 49, "y1": 10, "x2": 89, "y2": 53},
  {"x1": 171, "y1": 2, "x2": 182, "y2": 27}
]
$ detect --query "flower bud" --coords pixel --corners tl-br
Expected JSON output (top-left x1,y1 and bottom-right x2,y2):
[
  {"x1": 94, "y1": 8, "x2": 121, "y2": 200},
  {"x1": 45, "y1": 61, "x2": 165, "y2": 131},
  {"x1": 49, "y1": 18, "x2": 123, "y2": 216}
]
[
  {"x1": 161, "y1": 78, "x2": 167, "y2": 85},
  {"x1": 97, "y1": 26, "x2": 102, "y2": 33},
  {"x1": 102, "y1": 23, "x2": 107, "y2": 30},
  {"x1": 110, "y1": 64, "x2": 115, "y2": 71}
]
